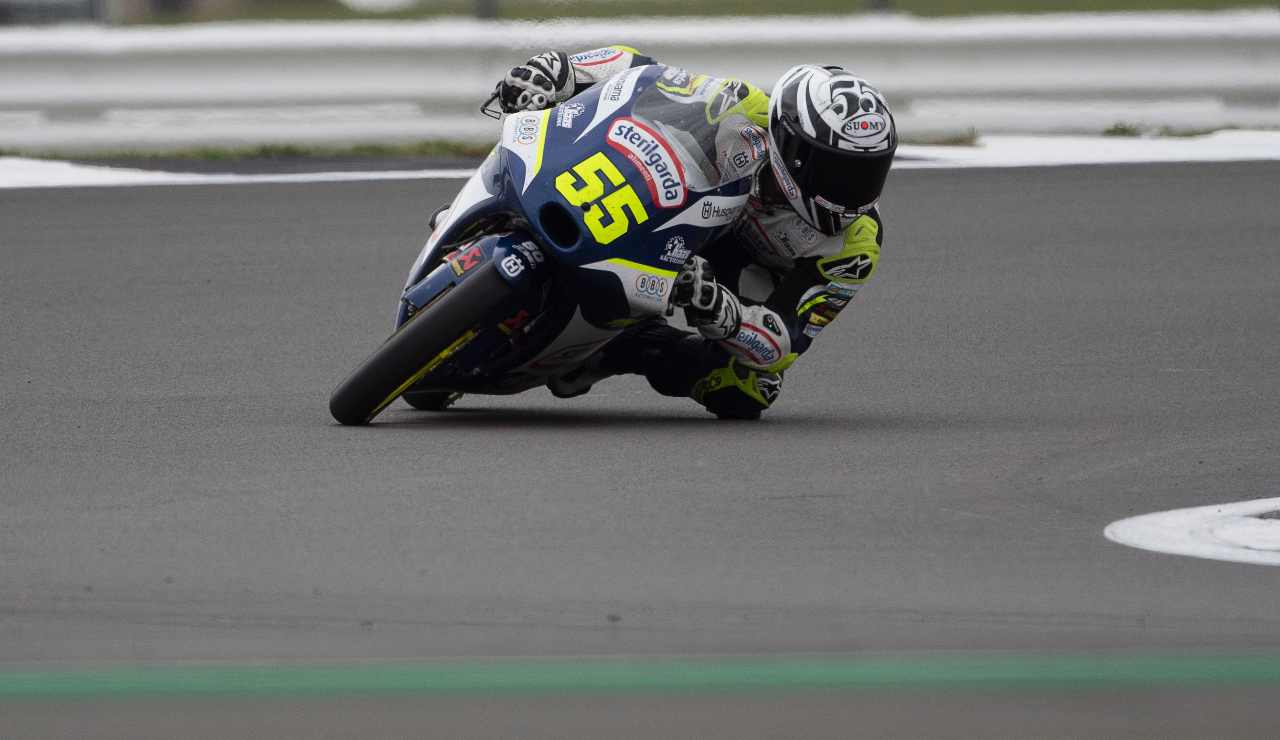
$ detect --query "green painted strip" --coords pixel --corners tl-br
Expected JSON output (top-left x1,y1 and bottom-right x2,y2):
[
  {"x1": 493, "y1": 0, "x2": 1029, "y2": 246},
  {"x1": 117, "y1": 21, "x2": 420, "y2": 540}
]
[{"x1": 4, "y1": 654, "x2": 1280, "y2": 700}]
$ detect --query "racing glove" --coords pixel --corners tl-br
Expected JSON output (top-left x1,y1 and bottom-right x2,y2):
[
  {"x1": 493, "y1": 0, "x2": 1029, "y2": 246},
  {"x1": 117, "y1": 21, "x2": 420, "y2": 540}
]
[
  {"x1": 495, "y1": 51, "x2": 573, "y2": 113},
  {"x1": 672, "y1": 256, "x2": 742, "y2": 341}
]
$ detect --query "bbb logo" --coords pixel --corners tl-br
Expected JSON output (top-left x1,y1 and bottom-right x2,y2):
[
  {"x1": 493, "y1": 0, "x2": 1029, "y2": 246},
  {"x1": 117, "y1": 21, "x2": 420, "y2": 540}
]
[
  {"x1": 512, "y1": 115, "x2": 540, "y2": 145},
  {"x1": 634, "y1": 274, "x2": 668, "y2": 300}
]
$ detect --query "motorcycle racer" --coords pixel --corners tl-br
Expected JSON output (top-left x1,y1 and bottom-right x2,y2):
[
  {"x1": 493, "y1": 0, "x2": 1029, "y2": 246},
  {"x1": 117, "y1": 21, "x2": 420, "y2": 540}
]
[{"x1": 493, "y1": 47, "x2": 895, "y2": 419}]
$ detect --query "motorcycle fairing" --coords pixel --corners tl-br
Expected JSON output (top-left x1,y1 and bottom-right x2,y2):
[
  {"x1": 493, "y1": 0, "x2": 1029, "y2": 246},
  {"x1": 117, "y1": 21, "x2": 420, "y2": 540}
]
[{"x1": 392, "y1": 63, "x2": 757, "y2": 393}]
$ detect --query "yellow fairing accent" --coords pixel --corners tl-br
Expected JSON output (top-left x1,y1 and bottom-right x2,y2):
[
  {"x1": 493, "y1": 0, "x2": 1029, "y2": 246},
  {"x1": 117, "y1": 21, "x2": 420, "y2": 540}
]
[
  {"x1": 606, "y1": 257, "x2": 677, "y2": 278},
  {"x1": 531, "y1": 109, "x2": 551, "y2": 179},
  {"x1": 817, "y1": 214, "x2": 881, "y2": 285}
]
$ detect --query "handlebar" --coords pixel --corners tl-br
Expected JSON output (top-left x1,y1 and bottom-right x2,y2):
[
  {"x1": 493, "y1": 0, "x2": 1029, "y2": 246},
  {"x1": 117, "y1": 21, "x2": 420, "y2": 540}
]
[{"x1": 480, "y1": 88, "x2": 503, "y2": 120}]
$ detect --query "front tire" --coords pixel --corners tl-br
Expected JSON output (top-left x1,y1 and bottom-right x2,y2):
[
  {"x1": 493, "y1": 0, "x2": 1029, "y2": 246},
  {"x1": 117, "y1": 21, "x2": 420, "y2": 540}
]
[{"x1": 329, "y1": 268, "x2": 509, "y2": 425}]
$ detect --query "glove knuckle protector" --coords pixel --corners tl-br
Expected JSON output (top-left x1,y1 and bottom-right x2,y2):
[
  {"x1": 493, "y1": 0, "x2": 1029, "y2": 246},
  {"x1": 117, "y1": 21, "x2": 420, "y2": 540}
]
[{"x1": 498, "y1": 50, "x2": 573, "y2": 112}]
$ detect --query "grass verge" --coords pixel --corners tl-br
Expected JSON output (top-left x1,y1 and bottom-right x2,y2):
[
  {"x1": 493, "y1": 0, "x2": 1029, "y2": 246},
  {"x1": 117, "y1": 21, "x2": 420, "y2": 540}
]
[{"x1": 1102, "y1": 122, "x2": 1144, "y2": 137}]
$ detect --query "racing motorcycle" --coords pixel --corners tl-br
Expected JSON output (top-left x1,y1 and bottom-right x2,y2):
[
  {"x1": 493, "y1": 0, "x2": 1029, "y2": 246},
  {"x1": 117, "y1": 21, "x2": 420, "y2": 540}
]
[{"x1": 329, "y1": 65, "x2": 753, "y2": 425}]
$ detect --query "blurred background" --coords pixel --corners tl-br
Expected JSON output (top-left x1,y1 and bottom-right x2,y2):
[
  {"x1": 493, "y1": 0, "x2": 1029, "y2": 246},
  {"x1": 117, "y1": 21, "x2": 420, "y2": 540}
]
[
  {"x1": 3, "y1": 0, "x2": 1278, "y2": 24},
  {"x1": 1, "y1": 0, "x2": 1278, "y2": 157}
]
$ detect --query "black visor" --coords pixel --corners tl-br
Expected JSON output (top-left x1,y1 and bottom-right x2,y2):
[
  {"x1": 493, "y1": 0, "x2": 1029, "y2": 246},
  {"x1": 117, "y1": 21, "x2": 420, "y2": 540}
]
[{"x1": 774, "y1": 117, "x2": 895, "y2": 234}]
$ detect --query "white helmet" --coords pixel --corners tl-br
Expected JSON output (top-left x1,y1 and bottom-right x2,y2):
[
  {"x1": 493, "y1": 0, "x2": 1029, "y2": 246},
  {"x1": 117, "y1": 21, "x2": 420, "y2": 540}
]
[{"x1": 767, "y1": 64, "x2": 897, "y2": 235}]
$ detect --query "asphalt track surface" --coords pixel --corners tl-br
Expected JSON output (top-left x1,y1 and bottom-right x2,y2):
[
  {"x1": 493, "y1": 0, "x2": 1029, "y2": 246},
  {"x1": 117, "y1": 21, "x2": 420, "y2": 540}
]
[{"x1": 2, "y1": 161, "x2": 1280, "y2": 737}]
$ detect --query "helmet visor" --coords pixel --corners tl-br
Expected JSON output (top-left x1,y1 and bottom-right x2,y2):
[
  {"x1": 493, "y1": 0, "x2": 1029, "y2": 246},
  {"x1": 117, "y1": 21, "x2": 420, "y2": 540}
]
[{"x1": 772, "y1": 116, "x2": 894, "y2": 234}]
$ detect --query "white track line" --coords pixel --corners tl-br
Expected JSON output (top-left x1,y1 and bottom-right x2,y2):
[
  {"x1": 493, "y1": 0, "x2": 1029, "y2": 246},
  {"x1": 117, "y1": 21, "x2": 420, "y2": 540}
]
[
  {"x1": 1105, "y1": 498, "x2": 1280, "y2": 566},
  {"x1": 0, "y1": 158, "x2": 472, "y2": 189},
  {"x1": 4, "y1": 131, "x2": 1280, "y2": 189}
]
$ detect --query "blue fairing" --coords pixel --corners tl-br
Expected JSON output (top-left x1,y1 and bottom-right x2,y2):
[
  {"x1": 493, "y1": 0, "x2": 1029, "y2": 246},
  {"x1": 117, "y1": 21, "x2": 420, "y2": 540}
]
[
  {"x1": 500, "y1": 65, "x2": 752, "y2": 270},
  {"x1": 393, "y1": 64, "x2": 754, "y2": 393}
]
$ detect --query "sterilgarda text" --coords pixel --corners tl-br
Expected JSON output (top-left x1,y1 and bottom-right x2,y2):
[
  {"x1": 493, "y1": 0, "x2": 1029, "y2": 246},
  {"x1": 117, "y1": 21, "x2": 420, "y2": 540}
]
[{"x1": 606, "y1": 118, "x2": 686, "y2": 208}]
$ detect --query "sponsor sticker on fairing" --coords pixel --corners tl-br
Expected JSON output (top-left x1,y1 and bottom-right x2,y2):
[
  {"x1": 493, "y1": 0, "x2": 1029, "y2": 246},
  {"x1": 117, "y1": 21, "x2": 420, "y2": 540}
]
[
  {"x1": 574, "y1": 68, "x2": 643, "y2": 141},
  {"x1": 603, "y1": 74, "x2": 631, "y2": 103},
  {"x1": 606, "y1": 117, "x2": 687, "y2": 208},
  {"x1": 514, "y1": 240, "x2": 544, "y2": 267},
  {"x1": 654, "y1": 194, "x2": 748, "y2": 232},
  {"x1": 555, "y1": 102, "x2": 585, "y2": 129},
  {"x1": 448, "y1": 244, "x2": 483, "y2": 276},
  {"x1": 700, "y1": 199, "x2": 737, "y2": 222},
  {"x1": 634, "y1": 274, "x2": 669, "y2": 301},
  {"x1": 510, "y1": 113, "x2": 541, "y2": 145},
  {"x1": 660, "y1": 236, "x2": 691, "y2": 265},
  {"x1": 500, "y1": 254, "x2": 524, "y2": 277}
]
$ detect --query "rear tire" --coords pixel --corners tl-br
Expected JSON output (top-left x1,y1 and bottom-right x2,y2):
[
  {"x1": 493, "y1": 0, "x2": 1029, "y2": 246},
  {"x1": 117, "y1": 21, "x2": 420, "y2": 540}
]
[{"x1": 329, "y1": 268, "x2": 509, "y2": 425}]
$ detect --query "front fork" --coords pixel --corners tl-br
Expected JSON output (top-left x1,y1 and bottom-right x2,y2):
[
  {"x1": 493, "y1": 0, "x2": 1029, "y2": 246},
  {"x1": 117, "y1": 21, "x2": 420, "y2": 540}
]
[{"x1": 395, "y1": 233, "x2": 550, "y2": 331}]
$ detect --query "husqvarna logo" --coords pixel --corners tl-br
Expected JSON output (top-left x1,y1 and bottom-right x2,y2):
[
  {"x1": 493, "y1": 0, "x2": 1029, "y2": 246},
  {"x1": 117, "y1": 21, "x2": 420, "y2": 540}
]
[{"x1": 606, "y1": 117, "x2": 687, "y2": 208}]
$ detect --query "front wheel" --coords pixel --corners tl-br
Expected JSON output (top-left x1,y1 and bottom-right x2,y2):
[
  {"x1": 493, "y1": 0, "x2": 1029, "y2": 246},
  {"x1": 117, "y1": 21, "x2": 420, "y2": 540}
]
[{"x1": 329, "y1": 268, "x2": 510, "y2": 425}]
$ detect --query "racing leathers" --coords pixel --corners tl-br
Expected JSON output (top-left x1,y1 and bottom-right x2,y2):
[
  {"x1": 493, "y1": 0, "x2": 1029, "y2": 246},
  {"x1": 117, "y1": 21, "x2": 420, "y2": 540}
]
[{"x1": 501, "y1": 46, "x2": 885, "y2": 419}]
